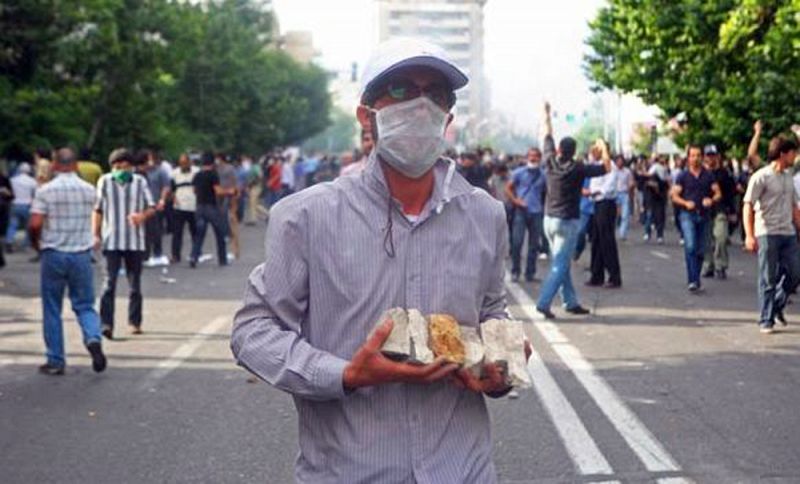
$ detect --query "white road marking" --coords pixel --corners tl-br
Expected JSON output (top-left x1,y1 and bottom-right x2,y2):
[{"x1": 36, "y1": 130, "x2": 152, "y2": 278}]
[
  {"x1": 657, "y1": 478, "x2": 693, "y2": 484},
  {"x1": 527, "y1": 339, "x2": 614, "y2": 475},
  {"x1": 506, "y1": 282, "x2": 683, "y2": 475},
  {"x1": 650, "y1": 250, "x2": 671, "y2": 260},
  {"x1": 139, "y1": 316, "x2": 230, "y2": 389}
]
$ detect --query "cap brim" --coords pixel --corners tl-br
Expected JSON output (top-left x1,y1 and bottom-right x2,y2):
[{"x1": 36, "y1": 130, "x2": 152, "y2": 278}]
[{"x1": 364, "y1": 55, "x2": 469, "y2": 95}]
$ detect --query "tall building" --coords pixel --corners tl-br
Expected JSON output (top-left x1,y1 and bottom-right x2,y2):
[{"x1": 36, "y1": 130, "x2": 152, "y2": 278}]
[{"x1": 377, "y1": 0, "x2": 488, "y2": 144}]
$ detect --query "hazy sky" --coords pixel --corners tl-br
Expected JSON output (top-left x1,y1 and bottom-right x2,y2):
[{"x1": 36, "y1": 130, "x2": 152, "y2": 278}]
[{"x1": 272, "y1": 0, "x2": 648, "y2": 135}]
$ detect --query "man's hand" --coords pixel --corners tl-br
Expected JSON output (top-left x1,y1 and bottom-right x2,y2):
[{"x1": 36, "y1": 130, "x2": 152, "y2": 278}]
[
  {"x1": 543, "y1": 101, "x2": 551, "y2": 116},
  {"x1": 745, "y1": 235, "x2": 759, "y2": 253},
  {"x1": 128, "y1": 212, "x2": 147, "y2": 226},
  {"x1": 791, "y1": 124, "x2": 800, "y2": 139},
  {"x1": 156, "y1": 200, "x2": 166, "y2": 211},
  {"x1": 701, "y1": 197, "x2": 713, "y2": 208},
  {"x1": 93, "y1": 235, "x2": 102, "y2": 251},
  {"x1": 342, "y1": 320, "x2": 459, "y2": 391},
  {"x1": 685, "y1": 200, "x2": 696, "y2": 211},
  {"x1": 452, "y1": 340, "x2": 533, "y2": 394},
  {"x1": 754, "y1": 120, "x2": 763, "y2": 134},
  {"x1": 513, "y1": 197, "x2": 528, "y2": 209}
]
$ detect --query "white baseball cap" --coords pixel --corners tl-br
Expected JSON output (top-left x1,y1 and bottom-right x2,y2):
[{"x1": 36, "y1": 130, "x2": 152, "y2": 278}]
[{"x1": 360, "y1": 37, "x2": 469, "y2": 101}]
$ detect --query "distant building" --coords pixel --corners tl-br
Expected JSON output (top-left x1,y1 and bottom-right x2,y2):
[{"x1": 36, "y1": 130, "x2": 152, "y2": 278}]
[
  {"x1": 377, "y1": 0, "x2": 489, "y2": 144},
  {"x1": 282, "y1": 31, "x2": 317, "y2": 65}
]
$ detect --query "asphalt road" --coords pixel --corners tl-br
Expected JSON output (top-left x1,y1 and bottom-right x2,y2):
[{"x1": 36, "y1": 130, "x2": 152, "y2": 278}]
[{"x1": 1, "y1": 218, "x2": 799, "y2": 484}]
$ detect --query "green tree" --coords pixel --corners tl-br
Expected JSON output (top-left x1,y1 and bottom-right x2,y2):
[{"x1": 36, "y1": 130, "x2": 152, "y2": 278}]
[
  {"x1": 302, "y1": 107, "x2": 358, "y2": 154},
  {"x1": 585, "y1": 0, "x2": 800, "y2": 155}
]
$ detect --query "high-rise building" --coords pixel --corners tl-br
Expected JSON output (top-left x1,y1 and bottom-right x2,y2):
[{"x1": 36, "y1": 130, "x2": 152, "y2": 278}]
[{"x1": 377, "y1": 0, "x2": 488, "y2": 143}]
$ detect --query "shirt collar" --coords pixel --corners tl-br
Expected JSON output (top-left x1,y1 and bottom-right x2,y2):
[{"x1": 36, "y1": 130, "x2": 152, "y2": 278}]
[{"x1": 363, "y1": 151, "x2": 474, "y2": 220}]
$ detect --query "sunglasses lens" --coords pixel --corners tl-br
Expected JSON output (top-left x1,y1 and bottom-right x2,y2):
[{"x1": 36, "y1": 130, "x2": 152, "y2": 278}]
[{"x1": 387, "y1": 83, "x2": 410, "y2": 101}]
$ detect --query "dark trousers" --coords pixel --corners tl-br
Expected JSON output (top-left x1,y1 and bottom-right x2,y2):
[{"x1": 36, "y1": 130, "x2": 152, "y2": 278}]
[
  {"x1": 645, "y1": 199, "x2": 666, "y2": 238},
  {"x1": 0, "y1": 203, "x2": 8, "y2": 268},
  {"x1": 100, "y1": 250, "x2": 144, "y2": 328},
  {"x1": 510, "y1": 210, "x2": 543, "y2": 279},
  {"x1": 145, "y1": 212, "x2": 164, "y2": 258},
  {"x1": 171, "y1": 209, "x2": 197, "y2": 262},
  {"x1": 191, "y1": 204, "x2": 227, "y2": 265},
  {"x1": 589, "y1": 199, "x2": 621, "y2": 285}
]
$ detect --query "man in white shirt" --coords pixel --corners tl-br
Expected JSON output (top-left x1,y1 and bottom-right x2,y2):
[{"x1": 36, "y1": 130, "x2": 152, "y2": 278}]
[
  {"x1": 171, "y1": 153, "x2": 199, "y2": 263},
  {"x1": 587, "y1": 145, "x2": 622, "y2": 288},
  {"x1": 6, "y1": 162, "x2": 37, "y2": 251},
  {"x1": 614, "y1": 156, "x2": 634, "y2": 240}
]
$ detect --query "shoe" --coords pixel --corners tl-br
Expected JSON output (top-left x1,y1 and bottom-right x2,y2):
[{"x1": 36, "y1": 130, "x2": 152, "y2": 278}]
[
  {"x1": 189, "y1": 259, "x2": 197, "y2": 268},
  {"x1": 511, "y1": 273, "x2": 520, "y2": 283},
  {"x1": 538, "y1": 253, "x2": 548, "y2": 260},
  {"x1": 565, "y1": 305, "x2": 590, "y2": 315},
  {"x1": 759, "y1": 325, "x2": 775, "y2": 334},
  {"x1": 679, "y1": 239, "x2": 685, "y2": 246},
  {"x1": 584, "y1": 280, "x2": 603, "y2": 287},
  {"x1": 101, "y1": 325, "x2": 113, "y2": 340},
  {"x1": 643, "y1": 234, "x2": 650, "y2": 242},
  {"x1": 657, "y1": 237, "x2": 664, "y2": 245},
  {"x1": 603, "y1": 281, "x2": 622, "y2": 289},
  {"x1": 129, "y1": 325, "x2": 143, "y2": 335},
  {"x1": 688, "y1": 282, "x2": 700, "y2": 293},
  {"x1": 38, "y1": 363, "x2": 65, "y2": 376},
  {"x1": 702, "y1": 270, "x2": 714, "y2": 278},
  {"x1": 776, "y1": 310, "x2": 787, "y2": 327},
  {"x1": 715, "y1": 269, "x2": 727, "y2": 280},
  {"x1": 535, "y1": 307, "x2": 556, "y2": 320},
  {"x1": 86, "y1": 342, "x2": 107, "y2": 373},
  {"x1": 143, "y1": 257, "x2": 158, "y2": 268}
]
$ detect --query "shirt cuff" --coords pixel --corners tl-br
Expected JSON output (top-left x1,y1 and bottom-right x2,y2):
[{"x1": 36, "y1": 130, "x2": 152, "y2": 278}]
[{"x1": 312, "y1": 353, "x2": 350, "y2": 400}]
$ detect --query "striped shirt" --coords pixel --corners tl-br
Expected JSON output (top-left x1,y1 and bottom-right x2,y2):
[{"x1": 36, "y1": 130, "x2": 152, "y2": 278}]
[
  {"x1": 232, "y1": 155, "x2": 509, "y2": 484},
  {"x1": 95, "y1": 173, "x2": 154, "y2": 251},
  {"x1": 30, "y1": 172, "x2": 95, "y2": 252}
]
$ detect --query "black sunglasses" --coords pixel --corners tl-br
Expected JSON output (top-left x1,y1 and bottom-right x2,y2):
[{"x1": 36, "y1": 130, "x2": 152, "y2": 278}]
[{"x1": 366, "y1": 78, "x2": 456, "y2": 110}]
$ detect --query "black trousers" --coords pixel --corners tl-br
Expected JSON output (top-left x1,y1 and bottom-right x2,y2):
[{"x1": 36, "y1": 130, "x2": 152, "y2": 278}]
[
  {"x1": 145, "y1": 212, "x2": 164, "y2": 258},
  {"x1": 589, "y1": 199, "x2": 622, "y2": 285},
  {"x1": 171, "y1": 210, "x2": 197, "y2": 262},
  {"x1": 100, "y1": 250, "x2": 144, "y2": 328}
]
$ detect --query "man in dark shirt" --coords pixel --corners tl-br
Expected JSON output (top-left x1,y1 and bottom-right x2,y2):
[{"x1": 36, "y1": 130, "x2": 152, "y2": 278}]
[
  {"x1": 536, "y1": 102, "x2": 610, "y2": 319},
  {"x1": 671, "y1": 144, "x2": 722, "y2": 292},
  {"x1": 190, "y1": 152, "x2": 234, "y2": 267},
  {"x1": 701, "y1": 145, "x2": 736, "y2": 279},
  {"x1": 457, "y1": 152, "x2": 492, "y2": 192}
]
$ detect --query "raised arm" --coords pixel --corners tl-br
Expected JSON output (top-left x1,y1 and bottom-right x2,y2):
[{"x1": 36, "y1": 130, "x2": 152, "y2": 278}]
[
  {"x1": 747, "y1": 120, "x2": 763, "y2": 164},
  {"x1": 541, "y1": 102, "x2": 556, "y2": 165}
]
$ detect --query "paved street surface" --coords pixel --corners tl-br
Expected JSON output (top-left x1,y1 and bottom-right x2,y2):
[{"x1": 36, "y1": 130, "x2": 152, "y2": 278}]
[{"x1": 2, "y1": 222, "x2": 800, "y2": 484}]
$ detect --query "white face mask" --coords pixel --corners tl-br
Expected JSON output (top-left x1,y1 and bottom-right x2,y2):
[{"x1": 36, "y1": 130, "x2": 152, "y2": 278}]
[
  {"x1": 372, "y1": 96, "x2": 448, "y2": 179},
  {"x1": 528, "y1": 161, "x2": 540, "y2": 169}
]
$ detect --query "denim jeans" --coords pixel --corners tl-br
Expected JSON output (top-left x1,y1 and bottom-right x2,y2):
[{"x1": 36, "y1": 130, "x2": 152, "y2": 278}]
[
  {"x1": 574, "y1": 212, "x2": 593, "y2": 260},
  {"x1": 171, "y1": 209, "x2": 196, "y2": 262},
  {"x1": 757, "y1": 235, "x2": 800, "y2": 327},
  {"x1": 41, "y1": 249, "x2": 101, "y2": 367},
  {"x1": 510, "y1": 210, "x2": 543, "y2": 279},
  {"x1": 616, "y1": 193, "x2": 630, "y2": 239},
  {"x1": 5, "y1": 203, "x2": 31, "y2": 246},
  {"x1": 678, "y1": 211, "x2": 709, "y2": 285},
  {"x1": 192, "y1": 204, "x2": 227, "y2": 265},
  {"x1": 537, "y1": 216, "x2": 581, "y2": 311}
]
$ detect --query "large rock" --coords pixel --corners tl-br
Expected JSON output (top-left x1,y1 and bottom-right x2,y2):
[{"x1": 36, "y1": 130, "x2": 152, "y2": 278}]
[
  {"x1": 427, "y1": 314, "x2": 466, "y2": 365},
  {"x1": 481, "y1": 319, "x2": 531, "y2": 388},
  {"x1": 373, "y1": 307, "x2": 411, "y2": 360},
  {"x1": 408, "y1": 309, "x2": 435, "y2": 364}
]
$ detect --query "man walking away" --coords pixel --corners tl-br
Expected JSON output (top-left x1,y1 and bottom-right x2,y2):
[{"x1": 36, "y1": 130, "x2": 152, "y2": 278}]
[
  {"x1": 191, "y1": 152, "x2": 234, "y2": 268},
  {"x1": 171, "y1": 153, "x2": 199, "y2": 263},
  {"x1": 587, "y1": 143, "x2": 621, "y2": 288},
  {"x1": 506, "y1": 147, "x2": 547, "y2": 282},
  {"x1": 94, "y1": 149, "x2": 155, "y2": 338},
  {"x1": 141, "y1": 150, "x2": 171, "y2": 267},
  {"x1": 702, "y1": 144, "x2": 736, "y2": 280},
  {"x1": 743, "y1": 134, "x2": 800, "y2": 334},
  {"x1": 29, "y1": 148, "x2": 106, "y2": 375},
  {"x1": 671, "y1": 144, "x2": 721, "y2": 293},
  {"x1": 216, "y1": 153, "x2": 239, "y2": 259},
  {"x1": 536, "y1": 102, "x2": 611, "y2": 319},
  {"x1": 6, "y1": 162, "x2": 36, "y2": 252}
]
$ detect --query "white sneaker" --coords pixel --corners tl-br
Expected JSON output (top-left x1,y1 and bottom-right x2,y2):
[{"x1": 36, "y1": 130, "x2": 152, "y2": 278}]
[
  {"x1": 538, "y1": 253, "x2": 548, "y2": 260},
  {"x1": 198, "y1": 254, "x2": 213, "y2": 264},
  {"x1": 679, "y1": 239, "x2": 685, "y2": 246},
  {"x1": 643, "y1": 234, "x2": 650, "y2": 242},
  {"x1": 657, "y1": 237, "x2": 664, "y2": 245},
  {"x1": 156, "y1": 255, "x2": 170, "y2": 266},
  {"x1": 143, "y1": 257, "x2": 158, "y2": 268}
]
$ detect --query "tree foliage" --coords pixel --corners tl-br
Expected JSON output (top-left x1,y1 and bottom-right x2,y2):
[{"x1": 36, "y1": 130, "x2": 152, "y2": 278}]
[
  {"x1": 585, "y1": 0, "x2": 800, "y2": 155},
  {"x1": 0, "y1": 0, "x2": 330, "y2": 160}
]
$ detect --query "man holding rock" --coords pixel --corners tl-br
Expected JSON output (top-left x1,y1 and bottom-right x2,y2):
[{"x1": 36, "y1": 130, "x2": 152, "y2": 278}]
[{"x1": 232, "y1": 38, "x2": 525, "y2": 483}]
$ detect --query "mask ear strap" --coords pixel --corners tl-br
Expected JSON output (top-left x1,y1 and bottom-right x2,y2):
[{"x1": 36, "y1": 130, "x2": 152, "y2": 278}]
[
  {"x1": 383, "y1": 193, "x2": 396, "y2": 258},
  {"x1": 436, "y1": 158, "x2": 457, "y2": 215}
]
